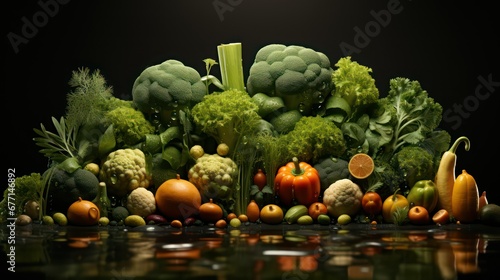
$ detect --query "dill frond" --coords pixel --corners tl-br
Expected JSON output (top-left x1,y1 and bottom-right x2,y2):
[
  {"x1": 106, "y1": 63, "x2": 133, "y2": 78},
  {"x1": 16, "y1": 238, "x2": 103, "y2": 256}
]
[{"x1": 65, "y1": 67, "x2": 114, "y2": 129}]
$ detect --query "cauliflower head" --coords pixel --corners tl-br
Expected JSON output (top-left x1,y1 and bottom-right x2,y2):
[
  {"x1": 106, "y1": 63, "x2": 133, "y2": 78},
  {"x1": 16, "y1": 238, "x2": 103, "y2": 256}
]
[
  {"x1": 322, "y1": 178, "x2": 363, "y2": 218},
  {"x1": 100, "y1": 148, "x2": 152, "y2": 196},
  {"x1": 188, "y1": 154, "x2": 238, "y2": 201},
  {"x1": 126, "y1": 187, "x2": 156, "y2": 217}
]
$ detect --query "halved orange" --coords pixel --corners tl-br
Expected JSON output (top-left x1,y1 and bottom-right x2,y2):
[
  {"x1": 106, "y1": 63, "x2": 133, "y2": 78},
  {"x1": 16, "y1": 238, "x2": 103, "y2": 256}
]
[{"x1": 348, "y1": 153, "x2": 375, "y2": 179}]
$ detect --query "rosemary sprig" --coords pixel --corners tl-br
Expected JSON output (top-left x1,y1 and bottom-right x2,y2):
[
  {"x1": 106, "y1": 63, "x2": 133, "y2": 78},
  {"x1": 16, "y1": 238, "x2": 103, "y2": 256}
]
[
  {"x1": 392, "y1": 205, "x2": 410, "y2": 226},
  {"x1": 33, "y1": 116, "x2": 79, "y2": 164}
]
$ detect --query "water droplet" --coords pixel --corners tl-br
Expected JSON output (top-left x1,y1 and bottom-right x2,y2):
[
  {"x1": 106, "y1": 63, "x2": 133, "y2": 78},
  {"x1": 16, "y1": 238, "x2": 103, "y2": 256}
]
[
  {"x1": 170, "y1": 111, "x2": 178, "y2": 121},
  {"x1": 110, "y1": 196, "x2": 117, "y2": 207},
  {"x1": 298, "y1": 103, "x2": 306, "y2": 113}
]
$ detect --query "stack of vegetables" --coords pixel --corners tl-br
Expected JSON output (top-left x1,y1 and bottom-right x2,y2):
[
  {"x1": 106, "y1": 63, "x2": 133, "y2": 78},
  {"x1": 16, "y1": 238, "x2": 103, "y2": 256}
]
[{"x1": 2, "y1": 42, "x2": 498, "y2": 228}]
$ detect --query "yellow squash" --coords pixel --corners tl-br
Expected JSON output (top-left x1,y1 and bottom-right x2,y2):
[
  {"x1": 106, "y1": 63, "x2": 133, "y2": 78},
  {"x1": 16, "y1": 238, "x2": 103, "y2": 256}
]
[
  {"x1": 434, "y1": 136, "x2": 470, "y2": 216},
  {"x1": 452, "y1": 169, "x2": 479, "y2": 223}
]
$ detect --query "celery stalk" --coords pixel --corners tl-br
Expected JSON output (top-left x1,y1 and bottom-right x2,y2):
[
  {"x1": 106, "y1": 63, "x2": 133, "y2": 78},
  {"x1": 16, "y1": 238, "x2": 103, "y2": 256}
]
[{"x1": 217, "y1": 43, "x2": 245, "y2": 91}]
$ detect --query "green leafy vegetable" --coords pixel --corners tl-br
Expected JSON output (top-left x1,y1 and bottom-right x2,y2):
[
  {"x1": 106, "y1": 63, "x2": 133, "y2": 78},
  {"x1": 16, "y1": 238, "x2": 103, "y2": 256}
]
[
  {"x1": 328, "y1": 56, "x2": 379, "y2": 121},
  {"x1": 191, "y1": 89, "x2": 262, "y2": 158},
  {"x1": 33, "y1": 116, "x2": 80, "y2": 165},
  {"x1": 283, "y1": 115, "x2": 347, "y2": 163},
  {"x1": 0, "y1": 173, "x2": 43, "y2": 222},
  {"x1": 373, "y1": 77, "x2": 444, "y2": 162},
  {"x1": 105, "y1": 106, "x2": 155, "y2": 147}
]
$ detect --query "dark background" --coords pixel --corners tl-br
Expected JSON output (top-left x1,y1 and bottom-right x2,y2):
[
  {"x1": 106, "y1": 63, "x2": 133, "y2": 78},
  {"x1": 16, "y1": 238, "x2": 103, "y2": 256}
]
[{"x1": 4, "y1": 1, "x2": 498, "y2": 203}]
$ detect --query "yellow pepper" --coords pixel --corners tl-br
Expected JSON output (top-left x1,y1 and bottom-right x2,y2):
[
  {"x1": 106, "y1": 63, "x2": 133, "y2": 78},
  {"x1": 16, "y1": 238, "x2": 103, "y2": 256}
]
[{"x1": 452, "y1": 170, "x2": 479, "y2": 223}]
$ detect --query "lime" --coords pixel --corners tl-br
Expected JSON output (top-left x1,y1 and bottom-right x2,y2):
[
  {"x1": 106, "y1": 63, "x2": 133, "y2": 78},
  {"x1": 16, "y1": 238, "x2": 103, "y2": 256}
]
[
  {"x1": 337, "y1": 214, "x2": 352, "y2": 225},
  {"x1": 317, "y1": 214, "x2": 331, "y2": 225},
  {"x1": 229, "y1": 218, "x2": 241, "y2": 228},
  {"x1": 42, "y1": 215, "x2": 54, "y2": 225},
  {"x1": 99, "y1": 217, "x2": 110, "y2": 226},
  {"x1": 124, "y1": 215, "x2": 146, "y2": 227},
  {"x1": 297, "y1": 215, "x2": 313, "y2": 225},
  {"x1": 52, "y1": 212, "x2": 68, "y2": 226}
]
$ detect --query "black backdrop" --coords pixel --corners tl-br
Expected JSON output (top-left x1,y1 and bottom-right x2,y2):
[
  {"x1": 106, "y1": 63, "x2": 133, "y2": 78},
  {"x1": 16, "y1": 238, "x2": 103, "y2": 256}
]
[{"x1": 4, "y1": 0, "x2": 499, "y2": 203}]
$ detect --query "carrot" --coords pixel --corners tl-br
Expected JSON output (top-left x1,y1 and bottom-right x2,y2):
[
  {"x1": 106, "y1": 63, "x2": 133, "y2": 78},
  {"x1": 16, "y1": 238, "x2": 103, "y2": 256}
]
[{"x1": 434, "y1": 136, "x2": 470, "y2": 217}]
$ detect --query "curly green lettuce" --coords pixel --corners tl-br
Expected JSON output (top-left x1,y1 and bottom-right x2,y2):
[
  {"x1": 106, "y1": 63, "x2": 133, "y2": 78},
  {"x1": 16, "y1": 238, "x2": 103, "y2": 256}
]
[
  {"x1": 370, "y1": 77, "x2": 443, "y2": 162},
  {"x1": 283, "y1": 116, "x2": 347, "y2": 164},
  {"x1": 191, "y1": 89, "x2": 262, "y2": 158}
]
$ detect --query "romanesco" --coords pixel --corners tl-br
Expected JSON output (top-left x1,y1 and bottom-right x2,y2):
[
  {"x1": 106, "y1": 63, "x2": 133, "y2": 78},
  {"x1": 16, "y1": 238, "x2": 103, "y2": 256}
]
[
  {"x1": 188, "y1": 153, "x2": 238, "y2": 206},
  {"x1": 99, "y1": 148, "x2": 152, "y2": 197}
]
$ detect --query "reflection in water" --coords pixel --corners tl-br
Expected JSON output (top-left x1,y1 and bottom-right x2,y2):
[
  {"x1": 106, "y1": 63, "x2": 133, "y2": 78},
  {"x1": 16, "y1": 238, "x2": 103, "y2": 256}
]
[{"x1": 3, "y1": 223, "x2": 499, "y2": 279}]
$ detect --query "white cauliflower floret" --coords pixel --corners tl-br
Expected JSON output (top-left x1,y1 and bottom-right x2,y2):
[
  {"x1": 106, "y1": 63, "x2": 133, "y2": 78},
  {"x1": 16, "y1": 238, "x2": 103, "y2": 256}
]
[
  {"x1": 126, "y1": 187, "x2": 156, "y2": 217},
  {"x1": 100, "y1": 148, "x2": 152, "y2": 196},
  {"x1": 188, "y1": 153, "x2": 238, "y2": 200},
  {"x1": 322, "y1": 178, "x2": 363, "y2": 218}
]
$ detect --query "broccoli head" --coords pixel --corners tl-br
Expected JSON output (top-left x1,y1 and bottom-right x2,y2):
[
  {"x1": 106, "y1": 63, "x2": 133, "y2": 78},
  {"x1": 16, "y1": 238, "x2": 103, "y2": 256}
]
[
  {"x1": 313, "y1": 157, "x2": 351, "y2": 193},
  {"x1": 246, "y1": 44, "x2": 333, "y2": 115},
  {"x1": 48, "y1": 168, "x2": 99, "y2": 213},
  {"x1": 283, "y1": 116, "x2": 346, "y2": 164},
  {"x1": 369, "y1": 159, "x2": 404, "y2": 200},
  {"x1": 390, "y1": 145, "x2": 436, "y2": 192},
  {"x1": 132, "y1": 59, "x2": 206, "y2": 127},
  {"x1": 104, "y1": 106, "x2": 155, "y2": 146}
]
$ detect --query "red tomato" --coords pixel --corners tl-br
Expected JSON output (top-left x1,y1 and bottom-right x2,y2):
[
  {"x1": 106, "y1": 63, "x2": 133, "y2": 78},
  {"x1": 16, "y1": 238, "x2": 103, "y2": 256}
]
[
  {"x1": 308, "y1": 202, "x2": 328, "y2": 220},
  {"x1": 408, "y1": 206, "x2": 430, "y2": 225},
  {"x1": 361, "y1": 191, "x2": 383, "y2": 218}
]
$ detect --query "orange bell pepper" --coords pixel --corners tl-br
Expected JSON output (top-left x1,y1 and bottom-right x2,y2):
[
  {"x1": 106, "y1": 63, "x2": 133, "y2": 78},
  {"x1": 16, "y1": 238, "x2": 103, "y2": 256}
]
[{"x1": 274, "y1": 157, "x2": 321, "y2": 207}]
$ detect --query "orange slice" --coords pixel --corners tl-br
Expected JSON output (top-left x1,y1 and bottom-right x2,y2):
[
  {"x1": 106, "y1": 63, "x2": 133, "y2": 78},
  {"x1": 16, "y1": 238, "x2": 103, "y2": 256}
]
[{"x1": 348, "y1": 153, "x2": 375, "y2": 179}]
